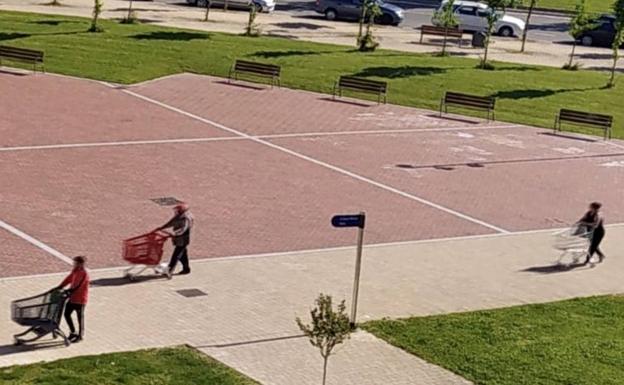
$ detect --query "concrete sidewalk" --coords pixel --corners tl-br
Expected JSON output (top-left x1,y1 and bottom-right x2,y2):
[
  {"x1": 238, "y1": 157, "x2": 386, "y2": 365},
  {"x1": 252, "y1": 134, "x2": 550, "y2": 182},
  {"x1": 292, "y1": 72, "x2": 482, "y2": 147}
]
[
  {"x1": 1, "y1": 0, "x2": 622, "y2": 71},
  {"x1": 1, "y1": 226, "x2": 622, "y2": 384}
]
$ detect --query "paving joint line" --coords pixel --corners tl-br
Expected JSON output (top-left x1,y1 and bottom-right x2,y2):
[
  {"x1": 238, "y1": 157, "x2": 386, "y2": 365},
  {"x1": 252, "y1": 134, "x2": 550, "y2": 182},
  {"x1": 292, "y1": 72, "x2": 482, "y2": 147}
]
[
  {"x1": 0, "y1": 125, "x2": 516, "y2": 153},
  {"x1": 3, "y1": 222, "x2": 624, "y2": 283}
]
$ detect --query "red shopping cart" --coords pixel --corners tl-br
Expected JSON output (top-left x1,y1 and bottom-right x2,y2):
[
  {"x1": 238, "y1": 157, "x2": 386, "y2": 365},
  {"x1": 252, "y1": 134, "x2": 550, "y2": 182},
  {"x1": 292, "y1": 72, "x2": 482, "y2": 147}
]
[{"x1": 122, "y1": 230, "x2": 170, "y2": 280}]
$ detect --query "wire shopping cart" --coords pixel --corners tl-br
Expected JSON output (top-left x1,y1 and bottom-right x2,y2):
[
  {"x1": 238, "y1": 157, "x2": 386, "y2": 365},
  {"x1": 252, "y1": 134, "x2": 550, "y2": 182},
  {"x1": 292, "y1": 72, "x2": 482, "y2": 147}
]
[
  {"x1": 122, "y1": 230, "x2": 170, "y2": 280},
  {"x1": 553, "y1": 225, "x2": 592, "y2": 266},
  {"x1": 11, "y1": 288, "x2": 70, "y2": 346}
]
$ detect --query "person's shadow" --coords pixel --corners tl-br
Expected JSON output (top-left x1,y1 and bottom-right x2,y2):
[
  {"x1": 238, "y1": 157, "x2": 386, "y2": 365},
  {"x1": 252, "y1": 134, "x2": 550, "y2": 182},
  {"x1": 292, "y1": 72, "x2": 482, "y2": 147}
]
[
  {"x1": 90, "y1": 275, "x2": 164, "y2": 287},
  {"x1": 0, "y1": 340, "x2": 66, "y2": 356},
  {"x1": 520, "y1": 262, "x2": 589, "y2": 274}
]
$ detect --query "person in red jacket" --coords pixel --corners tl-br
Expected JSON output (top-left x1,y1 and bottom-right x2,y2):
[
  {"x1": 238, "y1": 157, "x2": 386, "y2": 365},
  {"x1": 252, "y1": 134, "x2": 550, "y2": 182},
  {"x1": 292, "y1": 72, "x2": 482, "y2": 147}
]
[{"x1": 58, "y1": 256, "x2": 90, "y2": 343}]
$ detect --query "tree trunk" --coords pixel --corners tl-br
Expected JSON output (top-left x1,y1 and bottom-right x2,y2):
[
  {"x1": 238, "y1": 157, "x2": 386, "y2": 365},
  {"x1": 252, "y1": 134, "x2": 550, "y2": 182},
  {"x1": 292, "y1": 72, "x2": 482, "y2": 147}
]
[
  {"x1": 357, "y1": 4, "x2": 366, "y2": 45},
  {"x1": 609, "y1": 48, "x2": 619, "y2": 88},
  {"x1": 568, "y1": 41, "x2": 576, "y2": 68},
  {"x1": 521, "y1": 0, "x2": 535, "y2": 53},
  {"x1": 204, "y1": 0, "x2": 210, "y2": 21},
  {"x1": 322, "y1": 356, "x2": 329, "y2": 385},
  {"x1": 481, "y1": 30, "x2": 491, "y2": 68},
  {"x1": 127, "y1": 0, "x2": 133, "y2": 20},
  {"x1": 442, "y1": 27, "x2": 448, "y2": 55}
]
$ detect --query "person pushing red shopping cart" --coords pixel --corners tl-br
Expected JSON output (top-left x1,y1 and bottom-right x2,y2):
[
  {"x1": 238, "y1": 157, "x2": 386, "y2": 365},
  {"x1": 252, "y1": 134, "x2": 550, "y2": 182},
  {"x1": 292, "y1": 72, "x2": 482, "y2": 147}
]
[{"x1": 122, "y1": 202, "x2": 193, "y2": 280}]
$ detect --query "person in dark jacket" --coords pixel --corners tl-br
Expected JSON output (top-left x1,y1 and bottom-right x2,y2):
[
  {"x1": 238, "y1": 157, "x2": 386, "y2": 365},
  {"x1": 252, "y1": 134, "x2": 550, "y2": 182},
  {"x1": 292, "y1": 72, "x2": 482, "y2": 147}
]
[
  {"x1": 578, "y1": 202, "x2": 606, "y2": 265},
  {"x1": 158, "y1": 202, "x2": 194, "y2": 277},
  {"x1": 58, "y1": 256, "x2": 90, "y2": 343}
]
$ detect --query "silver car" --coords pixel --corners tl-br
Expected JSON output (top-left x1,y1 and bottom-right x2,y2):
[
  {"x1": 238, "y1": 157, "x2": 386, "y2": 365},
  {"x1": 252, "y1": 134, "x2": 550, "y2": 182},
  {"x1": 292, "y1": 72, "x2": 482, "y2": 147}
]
[
  {"x1": 186, "y1": 0, "x2": 275, "y2": 13},
  {"x1": 433, "y1": 0, "x2": 525, "y2": 37}
]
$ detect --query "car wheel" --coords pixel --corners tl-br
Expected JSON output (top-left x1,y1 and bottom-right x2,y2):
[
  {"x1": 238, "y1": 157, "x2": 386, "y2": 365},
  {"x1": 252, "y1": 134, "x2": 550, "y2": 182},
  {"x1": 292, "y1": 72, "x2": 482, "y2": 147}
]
[
  {"x1": 378, "y1": 13, "x2": 393, "y2": 25},
  {"x1": 581, "y1": 35, "x2": 593, "y2": 47},
  {"x1": 498, "y1": 26, "x2": 513, "y2": 37},
  {"x1": 325, "y1": 8, "x2": 337, "y2": 21}
]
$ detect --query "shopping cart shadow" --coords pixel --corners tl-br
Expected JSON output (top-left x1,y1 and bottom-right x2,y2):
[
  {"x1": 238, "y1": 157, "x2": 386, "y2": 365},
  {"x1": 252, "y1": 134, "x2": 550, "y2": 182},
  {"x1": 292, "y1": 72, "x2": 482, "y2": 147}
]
[
  {"x1": 0, "y1": 340, "x2": 66, "y2": 356},
  {"x1": 520, "y1": 262, "x2": 588, "y2": 274},
  {"x1": 91, "y1": 275, "x2": 165, "y2": 287}
]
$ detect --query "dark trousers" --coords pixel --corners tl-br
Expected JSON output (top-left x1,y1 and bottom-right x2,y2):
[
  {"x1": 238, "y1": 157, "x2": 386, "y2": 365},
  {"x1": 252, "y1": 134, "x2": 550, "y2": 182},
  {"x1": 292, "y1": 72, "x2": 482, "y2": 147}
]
[
  {"x1": 586, "y1": 230, "x2": 605, "y2": 262},
  {"x1": 168, "y1": 245, "x2": 190, "y2": 272},
  {"x1": 64, "y1": 302, "x2": 85, "y2": 337}
]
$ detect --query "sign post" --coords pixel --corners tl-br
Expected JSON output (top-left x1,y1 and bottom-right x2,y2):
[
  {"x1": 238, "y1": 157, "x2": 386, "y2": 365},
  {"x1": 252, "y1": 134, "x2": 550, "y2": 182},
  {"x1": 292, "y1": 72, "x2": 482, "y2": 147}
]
[{"x1": 331, "y1": 212, "x2": 366, "y2": 328}]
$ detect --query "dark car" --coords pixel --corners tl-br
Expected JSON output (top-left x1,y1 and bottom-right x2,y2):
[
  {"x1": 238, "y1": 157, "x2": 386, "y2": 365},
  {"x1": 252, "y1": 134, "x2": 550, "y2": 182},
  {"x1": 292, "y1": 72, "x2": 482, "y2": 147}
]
[
  {"x1": 315, "y1": 0, "x2": 405, "y2": 26},
  {"x1": 578, "y1": 15, "x2": 623, "y2": 47}
]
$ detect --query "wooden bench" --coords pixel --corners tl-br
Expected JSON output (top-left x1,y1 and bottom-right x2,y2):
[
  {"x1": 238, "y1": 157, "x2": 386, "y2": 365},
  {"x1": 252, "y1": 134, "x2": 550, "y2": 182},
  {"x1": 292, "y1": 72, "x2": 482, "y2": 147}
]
[
  {"x1": 333, "y1": 76, "x2": 387, "y2": 104},
  {"x1": 419, "y1": 25, "x2": 464, "y2": 46},
  {"x1": 440, "y1": 91, "x2": 496, "y2": 121},
  {"x1": 554, "y1": 109, "x2": 612, "y2": 140},
  {"x1": 228, "y1": 60, "x2": 281, "y2": 87},
  {"x1": 0, "y1": 45, "x2": 44, "y2": 72}
]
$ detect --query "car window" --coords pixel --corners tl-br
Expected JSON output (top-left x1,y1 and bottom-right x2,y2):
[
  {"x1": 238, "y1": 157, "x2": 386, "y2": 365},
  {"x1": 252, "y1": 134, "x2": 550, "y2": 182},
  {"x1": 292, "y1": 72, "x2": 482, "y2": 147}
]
[
  {"x1": 477, "y1": 9, "x2": 490, "y2": 17},
  {"x1": 458, "y1": 6, "x2": 476, "y2": 16}
]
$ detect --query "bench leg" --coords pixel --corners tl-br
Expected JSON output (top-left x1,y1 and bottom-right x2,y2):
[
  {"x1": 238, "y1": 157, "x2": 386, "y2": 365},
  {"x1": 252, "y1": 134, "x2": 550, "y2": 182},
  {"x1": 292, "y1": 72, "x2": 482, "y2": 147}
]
[
  {"x1": 439, "y1": 100, "x2": 444, "y2": 117},
  {"x1": 553, "y1": 117, "x2": 560, "y2": 133},
  {"x1": 419, "y1": 32, "x2": 424, "y2": 44}
]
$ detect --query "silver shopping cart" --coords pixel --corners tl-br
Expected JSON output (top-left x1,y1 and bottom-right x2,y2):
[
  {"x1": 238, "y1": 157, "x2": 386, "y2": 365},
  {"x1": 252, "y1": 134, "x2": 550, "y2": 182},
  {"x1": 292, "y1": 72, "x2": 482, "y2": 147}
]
[{"x1": 553, "y1": 224, "x2": 592, "y2": 266}]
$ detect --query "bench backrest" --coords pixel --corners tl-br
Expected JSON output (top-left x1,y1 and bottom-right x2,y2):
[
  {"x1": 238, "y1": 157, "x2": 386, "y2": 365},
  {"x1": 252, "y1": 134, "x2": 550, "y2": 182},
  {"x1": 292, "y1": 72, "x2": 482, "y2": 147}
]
[
  {"x1": 559, "y1": 108, "x2": 612, "y2": 128},
  {"x1": 421, "y1": 25, "x2": 463, "y2": 37},
  {"x1": 0, "y1": 45, "x2": 44, "y2": 62},
  {"x1": 234, "y1": 60, "x2": 280, "y2": 77},
  {"x1": 339, "y1": 76, "x2": 387, "y2": 93},
  {"x1": 445, "y1": 91, "x2": 494, "y2": 109}
]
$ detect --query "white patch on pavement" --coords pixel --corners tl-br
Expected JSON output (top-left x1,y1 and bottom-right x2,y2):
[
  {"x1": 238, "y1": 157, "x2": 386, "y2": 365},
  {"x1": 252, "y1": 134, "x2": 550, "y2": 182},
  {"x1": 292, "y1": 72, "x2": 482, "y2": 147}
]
[
  {"x1": 552, "y1": 147, "x2": 586, "y2": 155},
  {"x1": 601, "y1": 160, "x2": 624, "y2": 168}
]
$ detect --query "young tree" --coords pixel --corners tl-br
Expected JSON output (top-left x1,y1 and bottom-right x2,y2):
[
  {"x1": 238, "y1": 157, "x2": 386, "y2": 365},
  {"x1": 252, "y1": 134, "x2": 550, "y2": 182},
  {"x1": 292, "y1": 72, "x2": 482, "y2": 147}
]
[
  {"x1": 565, "y1": 0, "x2": 593, "y2": 69},
  {"x1": 432, "y1": 0, "x2": 459, "y2": 56},
  {"x1": 245, "y1": 4, "x2": 260, "y2": 36},
  {"x1": 121, "y1": 0, "x2": 138, "y2": 24},
  {"x1": 358, "y1": 0, "x2": 382, "y2": 51},
  {"x1": 480, "y1": 0, "x2": 515, "y2": 69},
  {"x1": 203, "y1": 0, "x2": 212, "y2": 21},
  {"x1": 608, "y1": 0, "x2": 624, "y2": 87},
  {"x1": 89, "y1": 0, "x2": 104, "y2": 32},
  {"x1": 296, "y1": 294, "x2": 352, "y2": 385},
  {"x1": 520, "y1": 0, "x2": 536, "y2": 52}
]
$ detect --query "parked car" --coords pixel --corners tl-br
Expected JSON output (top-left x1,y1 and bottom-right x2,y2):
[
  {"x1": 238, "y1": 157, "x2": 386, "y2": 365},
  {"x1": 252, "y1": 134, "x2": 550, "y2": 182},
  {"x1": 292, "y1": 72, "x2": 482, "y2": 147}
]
[
  {"x1": 315, "y1": 0, "x2": 405, "y2": 26},
  {"x1": 578, "y1": 15, "x2": 624, "y2": 47},
  {"x1": 432, "y1": 0, "x2": 525, "y2": 37},
  {"x1": 186, "y1": 0, "x2": 275, "y2": 13}
]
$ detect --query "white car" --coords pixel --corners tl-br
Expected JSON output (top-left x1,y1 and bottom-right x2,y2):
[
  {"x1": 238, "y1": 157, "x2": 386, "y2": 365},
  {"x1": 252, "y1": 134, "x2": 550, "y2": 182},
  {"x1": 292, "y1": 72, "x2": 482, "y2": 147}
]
[
  {"x1": 433, "y1": 0, "x2": 525, "y2": 37},
  {"x1": 187, "y1": 0, "x2": 275, "y2": 13}
]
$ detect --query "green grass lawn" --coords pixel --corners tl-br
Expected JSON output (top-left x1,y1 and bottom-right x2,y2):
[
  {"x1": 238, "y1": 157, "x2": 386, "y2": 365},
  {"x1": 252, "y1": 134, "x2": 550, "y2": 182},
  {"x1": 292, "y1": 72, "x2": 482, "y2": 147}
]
[
  {"x1": 364, "y1": 296, "x2": 624, "y2": 385},
  {"x1": 532, "y1": 0, "x2": 612, "y2": 14},
  {"x1": 1, "y1": 11, "x2": 623, "y2": 137},
  {"x1": 0, "y1": 346, "x2": 258, "y2": 385}
]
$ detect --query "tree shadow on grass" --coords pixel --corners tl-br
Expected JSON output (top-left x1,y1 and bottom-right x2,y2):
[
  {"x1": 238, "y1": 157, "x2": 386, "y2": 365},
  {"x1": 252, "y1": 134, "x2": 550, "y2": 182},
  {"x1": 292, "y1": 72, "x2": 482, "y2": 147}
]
[
  {"x1": 252, "y1": 50, "x2": 326, "y2": 58},
  {"x1": 490, "y1": 87, "x2": 597, "y2": 100},
  {"x1": 354, "y1": 66, "x2": 447, "y2": 79},
  {"x1": 0, "y1": 32, "x2": 31, "y2": 41},
  {"x1": 30, "y1": 20, "x2": 80, "y2": 25},
  {"x1": 132, "y1": 31, "x2": 210, "y2": 41}
]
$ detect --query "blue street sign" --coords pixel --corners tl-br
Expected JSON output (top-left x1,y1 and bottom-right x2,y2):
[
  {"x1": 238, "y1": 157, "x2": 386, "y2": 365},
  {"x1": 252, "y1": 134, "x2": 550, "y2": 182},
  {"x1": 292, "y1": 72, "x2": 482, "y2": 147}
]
[{"x1": 331, "y1": 214, "x2": 365, "y2": 229}]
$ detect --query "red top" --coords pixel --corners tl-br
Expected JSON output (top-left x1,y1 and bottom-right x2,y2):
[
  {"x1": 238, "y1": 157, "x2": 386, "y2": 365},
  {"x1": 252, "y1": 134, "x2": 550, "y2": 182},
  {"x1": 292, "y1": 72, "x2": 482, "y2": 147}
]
[{"x1": 60, "y1": 267, "x2": 90, "y2": 305}]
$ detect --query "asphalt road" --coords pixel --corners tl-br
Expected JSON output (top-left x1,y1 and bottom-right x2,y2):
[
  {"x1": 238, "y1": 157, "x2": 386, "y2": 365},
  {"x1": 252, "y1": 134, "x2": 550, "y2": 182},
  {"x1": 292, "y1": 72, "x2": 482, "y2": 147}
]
[
  {"x1": 166, "y1": 0, "x2": 573, "y2": 43},
  {"x1": 274, "y1": 0, "x2": 572, "y2": 43}
]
